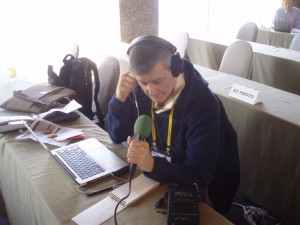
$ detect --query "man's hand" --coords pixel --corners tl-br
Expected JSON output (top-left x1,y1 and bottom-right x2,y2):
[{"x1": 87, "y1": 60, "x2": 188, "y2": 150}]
[
  {"x1": 127, "y1": 136, "x2": 154, "y2": 172},
  {"x1": 115, "y1": 72, "x2": 137, "y2": 102}
]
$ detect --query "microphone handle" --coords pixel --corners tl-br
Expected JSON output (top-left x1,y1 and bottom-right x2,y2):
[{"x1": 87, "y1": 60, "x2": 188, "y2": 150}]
[
  {"x1": 134, "y1": 134, "x2": 145, "y2": 141},
  {"x1": 129, "y1": 134, "x2": 145, "y2": 177},
  {"x1": 130, "y1": 164, "x2": 136, "y2": 179}
]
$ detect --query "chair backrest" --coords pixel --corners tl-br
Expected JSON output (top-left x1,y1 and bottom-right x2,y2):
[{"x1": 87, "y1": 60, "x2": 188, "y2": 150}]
[
  {"x1": 236, "y1": 22, "x2": 258, "y2": 42},
  {"x1": 97, "y1": 57, "x2": 120, "y2": 119},
  {"x1": 289, "y1": 33, "x2": 300, "y2": 51},
  {"x1": 219, "y1": 40, "x2": 253, "y2": 79},
  {"x1": 168, "y1": 31, "x2": 189, "y2": 59}
]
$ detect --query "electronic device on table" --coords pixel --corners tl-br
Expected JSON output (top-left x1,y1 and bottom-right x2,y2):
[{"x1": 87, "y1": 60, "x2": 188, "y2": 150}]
[
  {"x1": 155, "y1": 184, "x2": 201, "y2": 225},
  {"x1": 0, "y1": 116, "x2": 34, "y2": 133},
  {"x1": 167, "y1": 184, "x2": 200, "y2": 225},
  {"x1": 51, "y1": 138, "x2": 128, "y2": 186},
  {"x1": 274, "y1": 20, "x2": 292, "y2": 32}
]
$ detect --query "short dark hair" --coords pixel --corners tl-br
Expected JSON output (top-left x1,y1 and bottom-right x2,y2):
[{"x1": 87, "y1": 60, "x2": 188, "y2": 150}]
[{"x1": 127, "y1": 37, "x2": 174, "y2": 75}]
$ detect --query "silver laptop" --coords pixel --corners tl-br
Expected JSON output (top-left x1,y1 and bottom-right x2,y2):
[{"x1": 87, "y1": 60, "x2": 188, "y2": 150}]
[
  {"x1": 51, "y1": 138, "x2": 128, "y2": 186},
  {"x1": 274, "y1": 20, "x2": 292, "y2": 32}
]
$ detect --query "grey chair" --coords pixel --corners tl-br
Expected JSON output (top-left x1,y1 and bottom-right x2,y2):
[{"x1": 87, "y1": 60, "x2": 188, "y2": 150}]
[
  {"x1": 219, "y1": 40, "x2": 253, "y2": 79},
  {"x1": 236, "y1": 22, "x2": 258, "y2": 42},
  {"x1": 289, "y1": 33, "x2": 300, "y2": 51},
  {"x1": 97, "y1": 57, "x2": 120, "y2": 127}
]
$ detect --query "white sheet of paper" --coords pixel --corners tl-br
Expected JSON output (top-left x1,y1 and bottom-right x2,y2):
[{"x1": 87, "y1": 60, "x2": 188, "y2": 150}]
[
  {"x1": 35, "y1": 100, "x2": 82, "y2": 119},
  {"x1": 16, "y1": 119, "x2": 83, "y2": 147}
]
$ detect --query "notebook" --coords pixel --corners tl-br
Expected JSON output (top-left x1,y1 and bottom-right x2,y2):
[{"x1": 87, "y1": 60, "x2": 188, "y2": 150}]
[
  {"x1": 274, "y1": 20, "x2": 292, "y2": 32},
  {"x1": 51, "y1": 138, "x2": 128, "y2": 186},
  {"x1": 72, "y1": 174, "x2": 160, "y2": 225},
  {"x1": 108, "y1": 173, "x2": 160, "y2": 207}
]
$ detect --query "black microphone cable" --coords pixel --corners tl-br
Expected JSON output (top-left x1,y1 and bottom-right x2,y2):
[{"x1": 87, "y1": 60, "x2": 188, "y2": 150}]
[
  {"x1": 113, "y1": 164, "x2": 135, "y2": 225},
  {"x1": 114, "y1": 115, "x2": 152, "y2": 224}
]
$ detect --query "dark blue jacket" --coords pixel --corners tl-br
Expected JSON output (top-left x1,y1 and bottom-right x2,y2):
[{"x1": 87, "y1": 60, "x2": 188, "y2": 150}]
[{"x1": 107, "y1": 60, "x2": 240, "y2": 213}]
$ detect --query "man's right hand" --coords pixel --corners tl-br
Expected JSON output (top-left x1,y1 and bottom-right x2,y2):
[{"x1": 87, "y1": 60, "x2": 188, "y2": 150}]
[{"x1": 115, "y1": 72, "x2": 137, "y2": 102}]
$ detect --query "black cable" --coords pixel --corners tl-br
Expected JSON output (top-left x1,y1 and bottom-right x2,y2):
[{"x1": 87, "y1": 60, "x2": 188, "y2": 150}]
[
  {"x1": 154, "y1": 197, "x2": 167, "y2": 214},
  {"x1": 113, "y1": 165, "x2": 135, "y2": 225}
]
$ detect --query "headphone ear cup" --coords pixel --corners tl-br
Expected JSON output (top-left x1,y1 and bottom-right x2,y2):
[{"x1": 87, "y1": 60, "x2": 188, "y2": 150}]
[{"x1": 171, "y1": 53, "x2": 183, "y2": 77}]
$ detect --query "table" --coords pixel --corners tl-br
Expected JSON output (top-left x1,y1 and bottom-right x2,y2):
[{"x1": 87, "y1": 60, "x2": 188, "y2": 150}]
[
  {"x1": 256, "y1": 27, "x2": 295, "y2": 49},
  {"x1": 187, "y1": 36, "x2": 300, "y2": 96},
  {"x1": 102, "y1": 49, "x2": 300, "y2": 225},
  {"x1": 195, "y1": 65, "x2": 300, "y2": 225},
  {"x1": 0, "y1": 110, "x2": 233, "y2": 225}
]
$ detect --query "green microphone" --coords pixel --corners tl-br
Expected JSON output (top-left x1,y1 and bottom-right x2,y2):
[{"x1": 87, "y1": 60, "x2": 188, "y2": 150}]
[
  {"x1": 130, "y1": 115, "x2": 152, "y2": 176},
  {"x1": 134, "y1": 115, "x2": 152, "y2": 140}
]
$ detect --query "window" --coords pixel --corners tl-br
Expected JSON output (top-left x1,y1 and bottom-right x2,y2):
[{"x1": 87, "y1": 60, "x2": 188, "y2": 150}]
[
  {"x1": 0, "y1": 0, "x2": 284, "y2": 82},
  {"x1": 159, "y1": 0, "x2": 282, "y2": 39},
  {"x1": 0, "y1": 0, "x2": 120, "y2": 82}
]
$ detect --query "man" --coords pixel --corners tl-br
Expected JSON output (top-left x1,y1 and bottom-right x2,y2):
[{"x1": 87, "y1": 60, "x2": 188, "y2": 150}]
[
  {"x1": 106, "y1": 36, "x2": 240, "y2": 213},
  {"x1": 274, "y1": 0, "x2": 300, "y2": 29}
]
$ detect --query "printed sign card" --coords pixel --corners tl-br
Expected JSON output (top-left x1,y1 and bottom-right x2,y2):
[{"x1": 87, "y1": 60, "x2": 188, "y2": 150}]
[{"x1": 229, "y1": 83, "x2": 261, "y2": 105}]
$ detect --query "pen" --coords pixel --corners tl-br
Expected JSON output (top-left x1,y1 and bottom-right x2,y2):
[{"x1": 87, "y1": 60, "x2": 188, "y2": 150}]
[
  {"x1": 86, "y1": 181, "x2": 127, "y2": 196},
  {"x1": 21, "y1": 120, "x2": 48, "y2": 150}
]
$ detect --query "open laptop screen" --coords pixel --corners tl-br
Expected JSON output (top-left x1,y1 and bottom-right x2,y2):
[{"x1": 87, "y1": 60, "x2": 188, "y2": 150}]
[
  {"x1": 51, "y1": 138, "x2": 128, "y2": 186},
  {"x1": 274, "y1": 20, "x2": 292, "y2": 32}
]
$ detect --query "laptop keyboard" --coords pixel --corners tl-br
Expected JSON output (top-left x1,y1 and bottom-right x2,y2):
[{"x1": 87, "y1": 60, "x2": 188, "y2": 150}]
[{"x1": 56, "y1": 145, "x2": 105, "y2": 180}]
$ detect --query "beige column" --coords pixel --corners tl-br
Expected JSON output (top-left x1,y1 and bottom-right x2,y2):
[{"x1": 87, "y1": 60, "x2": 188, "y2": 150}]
[
  {"x1": 119, "y1": 0, "x2": 158, "y2": 43},
  {"x1": 295, "y1": 0, "x2": 300, "y2": 8}
]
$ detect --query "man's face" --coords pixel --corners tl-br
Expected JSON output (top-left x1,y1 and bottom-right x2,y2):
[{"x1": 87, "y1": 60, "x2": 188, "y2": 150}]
[
  {"x1": 283, "y1": 0, "x2": 294, "y2": 12},
  {"x1": 134, "y1": 61, "x2": 176, "y2": 105}
]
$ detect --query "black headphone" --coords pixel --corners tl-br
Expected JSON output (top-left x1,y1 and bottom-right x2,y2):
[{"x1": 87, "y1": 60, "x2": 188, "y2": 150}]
[{"x1": 127, "y1": 36, "x2": 183, "y2": 77}]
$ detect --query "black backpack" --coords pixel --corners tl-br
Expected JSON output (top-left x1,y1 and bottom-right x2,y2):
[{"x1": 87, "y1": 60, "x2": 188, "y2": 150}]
[{"x1": 48, "y1": 54, "x2": 104, "y2": 128}]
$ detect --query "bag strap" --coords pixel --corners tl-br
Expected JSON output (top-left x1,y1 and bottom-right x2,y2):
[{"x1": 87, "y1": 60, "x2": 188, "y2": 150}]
[
  {"x1": 64, "y1": 54, "x2": 76, "y2": 89},
  {"x1": 48, "y1": 65, "x2": 65, "y2": 86},
  {"x1": 89, "y1": 60, "x2": 104, "y2": 128},
  {"x1": 63, "y1": 54, "x2": 75, "y2": 64}
]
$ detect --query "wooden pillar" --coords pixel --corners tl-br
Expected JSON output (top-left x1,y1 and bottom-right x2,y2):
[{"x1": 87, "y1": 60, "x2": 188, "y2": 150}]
[{"x1": 119, "y1": 0, "x2": 159, "y2": 43}]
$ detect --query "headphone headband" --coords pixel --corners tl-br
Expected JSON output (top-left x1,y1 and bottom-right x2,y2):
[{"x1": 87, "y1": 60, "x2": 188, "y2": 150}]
[
  {"x1": 127, "y1": 36, "x2": 177, "y2": 55},
  {"x1": 127, "y1": 35, "x2": 183, "y2": 77}
]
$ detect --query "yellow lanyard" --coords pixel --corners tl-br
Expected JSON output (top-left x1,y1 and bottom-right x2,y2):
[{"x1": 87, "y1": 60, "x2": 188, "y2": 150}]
[{"x1": 151, "y1": 99, "x2": 176, "y2": 153}]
